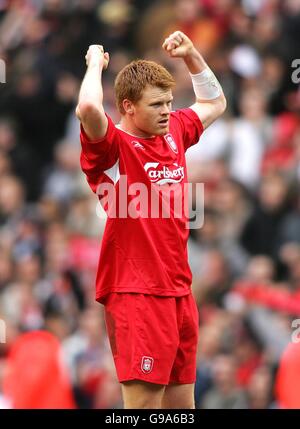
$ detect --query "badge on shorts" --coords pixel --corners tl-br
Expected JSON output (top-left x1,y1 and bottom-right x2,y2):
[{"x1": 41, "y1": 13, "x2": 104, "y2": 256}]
[{"x1": 141, "y1": 356, "x2": 154, "y2": 374}]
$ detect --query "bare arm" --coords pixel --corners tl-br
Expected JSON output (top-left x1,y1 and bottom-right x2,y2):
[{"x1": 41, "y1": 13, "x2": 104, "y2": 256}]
[
  {"x1": 162, "y1": 31, "x2": 226, "y2": 130},
  {"x1": 76, "y1": 45, "x2": 110, "y2": 140}
]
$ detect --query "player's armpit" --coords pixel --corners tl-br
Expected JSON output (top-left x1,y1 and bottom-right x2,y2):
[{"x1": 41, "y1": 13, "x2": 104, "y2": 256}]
[
  {"x1": 190, "y1": 96, "x2": 226, "y2": 130},
  {"x1": 76, "y1": 102, "x2": 108, "y2": 140}
]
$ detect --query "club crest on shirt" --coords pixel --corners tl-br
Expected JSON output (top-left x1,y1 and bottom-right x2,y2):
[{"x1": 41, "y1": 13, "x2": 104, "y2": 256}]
[
  {"x1": 164, "y1": 133, "x2": 178, "y2": 153},
  {"x1": 141, "y1": 356, "x2": 154, "y2": 374}
]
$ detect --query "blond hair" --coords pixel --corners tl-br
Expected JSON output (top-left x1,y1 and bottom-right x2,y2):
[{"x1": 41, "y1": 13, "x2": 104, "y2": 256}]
[{"x1": 114, "y1": 60, "x2": 175, "y2": 114}]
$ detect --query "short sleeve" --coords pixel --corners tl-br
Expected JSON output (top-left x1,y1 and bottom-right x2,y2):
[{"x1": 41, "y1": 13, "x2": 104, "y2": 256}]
[
  {"x1": 171, "y1": 108, "x2": 204, "y2": 152},
  {"x1": 80, "y1": 115, "x2": 120, "y2": 193}
]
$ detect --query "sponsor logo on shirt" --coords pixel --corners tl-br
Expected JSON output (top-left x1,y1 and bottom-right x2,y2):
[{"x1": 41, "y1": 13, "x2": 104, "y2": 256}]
[
  {"x1": 141, "y1": 356, "x2": 154, "y2": 374},
  {"x1": 144, "y1": 162, "x2": 185, "y2": 185},
  {"x1": 164, "y1": 133, "x2": 178, "y2": 153}
]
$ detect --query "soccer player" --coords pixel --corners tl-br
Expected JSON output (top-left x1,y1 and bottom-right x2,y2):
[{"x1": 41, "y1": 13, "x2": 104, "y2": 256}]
[{"x1": 76, "y1": 31, "x2": 226, "y2": 409}]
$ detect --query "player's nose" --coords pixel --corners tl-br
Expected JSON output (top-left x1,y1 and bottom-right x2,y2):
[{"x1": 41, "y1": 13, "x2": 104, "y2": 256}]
[{"x1": 161, "y1": 103, "x2": 170, "y2": 115}]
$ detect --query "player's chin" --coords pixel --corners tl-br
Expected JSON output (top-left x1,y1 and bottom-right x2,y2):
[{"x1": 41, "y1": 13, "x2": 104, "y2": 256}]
[{"x1": 156, "y1": 124, "x2": 169, "y2": 135}]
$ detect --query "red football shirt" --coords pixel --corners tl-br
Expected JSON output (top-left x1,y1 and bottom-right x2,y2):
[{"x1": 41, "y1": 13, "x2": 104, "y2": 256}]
[{"x1": 80, "y1": 108, "x2": 203, "y2": 303}]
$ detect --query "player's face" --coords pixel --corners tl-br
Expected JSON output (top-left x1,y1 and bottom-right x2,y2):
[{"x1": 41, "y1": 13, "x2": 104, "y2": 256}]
[{"x1": 132, "y1": 85, "x2": 173, "y2": 137}]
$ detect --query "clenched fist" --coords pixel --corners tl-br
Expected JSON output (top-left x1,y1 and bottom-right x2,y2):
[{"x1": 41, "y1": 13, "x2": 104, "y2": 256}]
[
  {"x1": 162, "y1": 31, "x2": 194, "y2": 58},
  {"x1": 85, "y1": 45, "x2": 110, "y2": 70}
]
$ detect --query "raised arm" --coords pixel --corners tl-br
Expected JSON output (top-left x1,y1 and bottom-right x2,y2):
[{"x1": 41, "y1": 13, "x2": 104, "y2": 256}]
[
  {"x1": 76, "y1": 45, "x2": 109, "y2": 140},
  {"x1": 162, "y1": 31, "x2": 226, "y2": 130}
]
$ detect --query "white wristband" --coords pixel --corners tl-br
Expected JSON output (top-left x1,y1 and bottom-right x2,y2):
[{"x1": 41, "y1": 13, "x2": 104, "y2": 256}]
[{"x1": 190, "y1": 68, "x2": 222, "y2": 100}]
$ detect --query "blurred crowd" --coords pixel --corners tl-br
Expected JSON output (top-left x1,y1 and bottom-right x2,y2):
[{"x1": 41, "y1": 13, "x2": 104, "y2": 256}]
[{"x1": 0, "y1": 0, "x2": 300, "y2": 409}]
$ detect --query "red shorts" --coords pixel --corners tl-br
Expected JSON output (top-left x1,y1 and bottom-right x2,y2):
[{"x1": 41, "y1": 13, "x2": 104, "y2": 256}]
[{"x1": 104, "y1": 292, "x2": 199, "y2": 385}]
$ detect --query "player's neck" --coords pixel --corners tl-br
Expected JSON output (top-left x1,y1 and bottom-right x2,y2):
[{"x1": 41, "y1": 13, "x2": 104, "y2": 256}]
[{"x1": 118, "y1": 118, "x2": 155, "y2": 139}]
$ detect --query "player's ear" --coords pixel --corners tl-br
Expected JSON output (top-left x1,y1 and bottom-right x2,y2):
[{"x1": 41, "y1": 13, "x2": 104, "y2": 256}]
[{"x1": 123, "y1": 99, "x2": 134, "y2": 115}]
